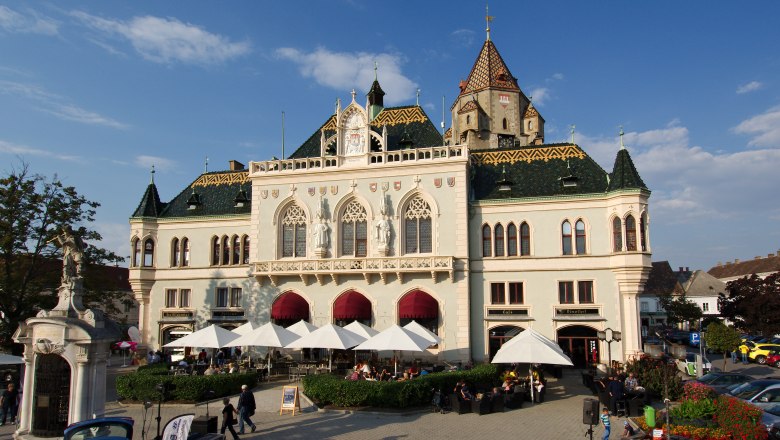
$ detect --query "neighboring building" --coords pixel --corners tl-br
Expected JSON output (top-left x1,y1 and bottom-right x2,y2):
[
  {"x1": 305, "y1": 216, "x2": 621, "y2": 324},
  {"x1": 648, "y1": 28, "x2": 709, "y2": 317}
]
[
  {"x1": 129, "y1": 32, "x2": 651, "y2": 367},
  {"x1": 680, "y1": 270, "x2": 726, "y2": 319},
  {"x1": 708, "y1": 251, "x2": 780, "y2": 282},
  {"x1": 640, "y1": 261, "x2": 684, "y2": 337}
]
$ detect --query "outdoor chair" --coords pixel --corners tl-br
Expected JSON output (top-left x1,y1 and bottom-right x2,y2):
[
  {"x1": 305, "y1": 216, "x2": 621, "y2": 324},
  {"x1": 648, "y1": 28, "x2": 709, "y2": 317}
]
[
  {"x1": 471, "y1": 397, "x2": 492, "y2": 415},
  {"x1": 491, "y1": 395, "x2": 505, "y2": 413},
  {"x1": 449, "y1": 394, "x2": 472, "y2": 414}
]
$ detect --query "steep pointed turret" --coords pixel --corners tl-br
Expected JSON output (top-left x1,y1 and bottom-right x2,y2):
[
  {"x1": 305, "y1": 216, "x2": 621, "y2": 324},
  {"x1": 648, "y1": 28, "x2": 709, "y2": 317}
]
[
  {"x1": 459, "y1": 39, "x2": 520, "y2": 96},
  {"x1": 367, "y1": 64, "x2": 386, "y2": 120},
  {"x1": 131, "y1": 168, "x2": 165, "y2": 218},
  {"x1": 609, "y1": 148, "x2": 647, "y2": 191}
]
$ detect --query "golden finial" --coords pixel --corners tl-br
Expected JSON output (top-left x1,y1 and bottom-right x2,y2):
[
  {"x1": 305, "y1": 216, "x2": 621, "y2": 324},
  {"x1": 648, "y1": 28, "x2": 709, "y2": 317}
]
[{"x1": 485, "y1": 4, "x2": 494, "y2": 41}]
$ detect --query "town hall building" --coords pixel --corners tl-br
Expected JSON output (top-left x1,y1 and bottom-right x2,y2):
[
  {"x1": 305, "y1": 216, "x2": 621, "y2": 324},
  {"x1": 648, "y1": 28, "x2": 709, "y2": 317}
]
[{"x1": 129, "y1": 33, "x2": 651, "y2": 368}]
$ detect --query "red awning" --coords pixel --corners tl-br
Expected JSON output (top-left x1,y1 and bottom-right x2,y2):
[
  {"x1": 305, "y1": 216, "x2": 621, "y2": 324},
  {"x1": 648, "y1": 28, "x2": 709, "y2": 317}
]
[
  {"x1": 333, "y1": 291, "x2": 371, "y2": 320},
  {"x1": 271, "y1": 292, "x2": 310, "y2": 320},
  {"x1": 398, "y1": 290, "x2": 438, "y2": 319}
]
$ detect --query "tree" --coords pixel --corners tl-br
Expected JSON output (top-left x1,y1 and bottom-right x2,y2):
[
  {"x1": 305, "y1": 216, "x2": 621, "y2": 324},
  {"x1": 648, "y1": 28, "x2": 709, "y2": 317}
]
[
  {"x1": 702, "y1": 321, "x2": 742, "y2": 371},
  {"x1": 658, "y1": 291, "x2": 703, "y2": 327},
  {"x1": 0, "y1": 163, "x2": 123, "y2": 352},
  {"x1": 719, "y1": 273, "x2": 780, "y2": 336}
]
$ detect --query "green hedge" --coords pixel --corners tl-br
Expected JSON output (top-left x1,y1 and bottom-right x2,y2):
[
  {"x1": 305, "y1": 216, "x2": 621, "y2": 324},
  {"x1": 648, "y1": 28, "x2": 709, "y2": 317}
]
[
  {"x1": 116, "y1": 365, "x2": 258, "y2": 403},
  {"x1": 302, "y1": 364, "x2": 498, "y2": 408}
]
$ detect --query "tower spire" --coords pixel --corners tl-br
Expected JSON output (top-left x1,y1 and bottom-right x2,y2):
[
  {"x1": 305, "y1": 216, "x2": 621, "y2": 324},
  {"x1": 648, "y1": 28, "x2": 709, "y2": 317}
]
[{"x1": 485, "y1": 4, "x2": 494, "y2": 41}]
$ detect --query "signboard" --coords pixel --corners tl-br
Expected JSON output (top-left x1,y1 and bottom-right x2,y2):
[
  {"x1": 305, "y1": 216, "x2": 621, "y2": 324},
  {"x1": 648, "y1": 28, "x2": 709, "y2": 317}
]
[
  {"x1": 652, "y1": 429, "x2": 664, "y2": 439},
  {"x1": 689, "y1": 332, "x2": 700, "y2": 346},
  {"x1": 555, "y1": 308, "x2": 600, "y2": 316},
  {"x1": 280, "y1": 385, "x2": 301, "y2": 415},
  {"x1": 161, "y1": 414, "x2": 194, "y2": 440},
  {"x1": 487, "y1": 309, "x2": 529, "y2": 316}
]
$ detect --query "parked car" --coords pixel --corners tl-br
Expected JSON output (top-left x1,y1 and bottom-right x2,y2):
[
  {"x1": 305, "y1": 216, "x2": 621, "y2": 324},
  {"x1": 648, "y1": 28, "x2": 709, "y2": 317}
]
[
  {"x1": 750, "y1": 344, "x2": 780, "y2": 365},
  {"x1": 764, "y1": 403, "x2": 780, "y2": 439},
  {"x1": 676, "y1": 352, "x2": 712, "y2": 376},
  {"x1": 668, "y1": 330, "x2": 691, "y2": 344},
  {"x1": 689, "y1": 372, "x2": 755, "y2": 394},
  {"x1": 64, "y1": 417, "x2": 134, "y2": 440},
  {"x1": 766, "y1": 352, "x2": 780, "y2": 368},
  {"x1": 728, "y1": 380, "x2": 780, "y2": 410}
]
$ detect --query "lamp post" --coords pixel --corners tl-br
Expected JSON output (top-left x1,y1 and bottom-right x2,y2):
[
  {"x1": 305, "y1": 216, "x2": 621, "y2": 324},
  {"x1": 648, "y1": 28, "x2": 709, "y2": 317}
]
[
  {"x1": 154, "y1": 382, "x2": 166, "y2": 440},
  {"x1": 597, "y1": 328, "x2": 622, "y2": 375}
]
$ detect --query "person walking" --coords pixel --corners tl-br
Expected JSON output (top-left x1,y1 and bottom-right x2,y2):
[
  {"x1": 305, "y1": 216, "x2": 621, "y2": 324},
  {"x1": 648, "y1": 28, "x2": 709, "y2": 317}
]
[
  {"x1": 220, "y1": 397, "x2": 240, "y2": 440},
  {"x1": 236, "y1": 384, "x2": 257, "y2": 434},
  {"x1": 0, "y1": 383, "x2": 19, "y2": 426},
  {"x1": 731, "y1": 347, "x2": 738, "y2": 364},
  {"x1": 601, "y1": 407, "x2": 611, "y2": 440}
]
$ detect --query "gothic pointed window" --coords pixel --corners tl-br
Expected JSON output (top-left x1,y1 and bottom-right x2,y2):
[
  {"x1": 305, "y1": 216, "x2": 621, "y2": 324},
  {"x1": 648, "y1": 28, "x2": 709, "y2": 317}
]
[
  {"x1": 404, "y1": 196, "x2": 432, "y2": 254},
  {"x1": 562, "y1": 221, "x2": 572, "y2": 255},
  {"x1": 242, "y1": 235, "x2": 250, "y2": 264},
  {"x1": 625, "y1": 215, "x2": 637, "y2": 252},
  {"x1": 613, "y1": 217, "x2": 623, "y2": 252},
  {"x1": 507, "y1": 223, "x2": 517, "y2": 256},
  {"x1": 482, "y1": 224, "x2": 492, "y2": 257},
  {"x1": 211, "y1": 236, "x2": 220, "y2": 266},
  {"x1": 494, "y1": 224, "x2": 505, "y2": 257},
  {"x1": 232, "y1": 235, "x2": 240, "y2": 265},
  {"x1": 341, "y1": 200, "x2": 368, "y2": 257},
  {"x1": 171, "y1": 238, "x2": 180, "y2": 267},
  {"x1": 222, "y1": 235, "x2": 230, "y2": 265},
  {"x1": 131, "y1": 238, "x2": 140, "y2": 267},
  {"x1": 143, "y1": 238, "x2": 155, "y2": 267},
  {"x1": 281, "y1": 203, "x2": 307, "y2": 258},
  {"x1": 575, "y1": 220, "x2": 586, "y2": 254},
  {"x1": 520, "y1": 222, "x2": 531, "y2": 256},
  {"x1": 182, "y1": 238, "x2": 190, "y2": 267},
  {"x1": 640, "y1": 213, "x2": 648, "y2": 252}
]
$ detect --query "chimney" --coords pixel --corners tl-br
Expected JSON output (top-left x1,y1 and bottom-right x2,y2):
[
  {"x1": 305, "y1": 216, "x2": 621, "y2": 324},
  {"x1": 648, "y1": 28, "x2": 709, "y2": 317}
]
[
  {"x1": 679, "y1": 267, "x2": 684, "y2": 272},
  {"x1": 685, "y1": 267, "x2": 689, "y2": 272},
  {"x1": 717, "y1": 261, "x2": 722, "y2": 266},
  {"x1": 229, "y1": 160, "x2": 245, "y2": 171},
  {"x1": 756, "y1": 256, "x2": 761, "y2": 260},
  {"x1": 734, "y1": 259, "x2": 740, "y2": 264},
  {"x1": 770, "y1": 254, "x2": 774, "y2": 258}
]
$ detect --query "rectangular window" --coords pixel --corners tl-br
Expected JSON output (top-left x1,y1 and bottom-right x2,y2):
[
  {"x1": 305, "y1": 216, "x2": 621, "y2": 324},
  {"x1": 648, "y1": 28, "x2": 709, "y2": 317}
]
[
  {"x1": 230, "y1": 288, "x2": 242, "y2": 308},
  {"x1": 342, "y1": 222, "x2": 355, "y2": 255},
  {"x1": 405, "y1": 218, "x2": 418, "y2": 253},
  {"x1": 124, "y1": 302, "x2": 132, "y2": 313},
  {"x1": 179, "y1": 289, "x2": 191, "y2": 308},
  {"x1": 508, "y1": 282, "x2": 523, "y2": 304},
  {"x1": 578, "y1": 281, "x2": 594, "y2": 304},
  {"x1": 419, "y1": 218, "x2": 432, "y2": 253},
  {"x1": 165, "y1": 289, "x2": 177, "y2": 308},
  {"x1": 702, "y1": 303, "x2": 709, "y2": 312},
  {"x1": 355, "y1": 221, "x2": 367, "y2": 257},
  {"x1": 640, "y1": 302, "x2": 649, "y2": 312},
  {"x1": 656, "y1": 302, "x2": 663, "y2": 312},
  {"x1": 490, "y1": 283, "x2": 506, "y2": 304},
  {"x1": 216, "y1": 287, "x2": 229, "y2": 308},
  {"x1": 558, "y1": 281, "x2": 574, "y2": 304}
]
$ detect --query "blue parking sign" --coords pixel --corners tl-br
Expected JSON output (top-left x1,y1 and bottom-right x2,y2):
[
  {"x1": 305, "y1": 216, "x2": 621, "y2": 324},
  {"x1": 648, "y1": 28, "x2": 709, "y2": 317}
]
[{"x1": 690, "y1": 332, "x2": 700, "y2": 345}]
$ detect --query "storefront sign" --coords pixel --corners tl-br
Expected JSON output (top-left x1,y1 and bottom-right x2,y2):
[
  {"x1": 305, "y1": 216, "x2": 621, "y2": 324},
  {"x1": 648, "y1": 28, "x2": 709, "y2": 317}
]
[
  {"x1": 487, "y1": 308, "x2": 529, "y2": 316},
  {"x1": 555, "y1": 308, "x2": 599, "y2": 316}
]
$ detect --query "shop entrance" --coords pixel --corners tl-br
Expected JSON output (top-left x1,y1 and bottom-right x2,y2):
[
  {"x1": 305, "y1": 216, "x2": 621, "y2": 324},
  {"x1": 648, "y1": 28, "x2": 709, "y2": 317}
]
[
  {"x1": 488, "y1": 325, "x2": 523, "y2": 361},
  {"x1": 557, "y1": 325, "x2": 598, "y2": 369}
]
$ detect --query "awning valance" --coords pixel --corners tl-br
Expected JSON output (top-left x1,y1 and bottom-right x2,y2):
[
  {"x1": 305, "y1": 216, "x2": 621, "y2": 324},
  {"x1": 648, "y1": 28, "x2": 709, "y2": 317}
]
[
  {"x1": 398, "y1": 290, "x2": 438, "y2": 319},
  {"x1": 333, "y1": 291, "x2": 371, "y2": 320},
  {"x1": 271, "y1": 292, "x2": 310, "y2": 320}
]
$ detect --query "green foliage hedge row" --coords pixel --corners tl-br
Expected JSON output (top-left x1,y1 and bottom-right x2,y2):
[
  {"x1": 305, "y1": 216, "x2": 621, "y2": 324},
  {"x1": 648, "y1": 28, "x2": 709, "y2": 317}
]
[
  {"x1": 116, "y1": 364, "x2": 258, "y2": 402},
  {"x1": 624, "y1": 355, "x2": 683, "y2": 401},
  {"x1": 302, "y1": 364, "x2": 498, "y2": 408}
]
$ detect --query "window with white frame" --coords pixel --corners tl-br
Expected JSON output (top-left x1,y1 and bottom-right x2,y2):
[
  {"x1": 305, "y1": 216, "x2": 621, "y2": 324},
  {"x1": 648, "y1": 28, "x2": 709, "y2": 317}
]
[
  {"x1": 165, "y1": 288, "x2": 191, "y2": 308},
  {"x1": 702, "y1": 302, "x2": 709, "y2": 312},
  {"x1": 641, "y1": 301, "x2": 649, "y2": 312},
  {"x1": 490, "y1": 282, "x2": 524, "y2": 305},
  {"x1": 143, "y1": 238, "x2": 155, "y2": 267},
  {"x1": 656, "y1": 302, "x2": 663, "y2": 312}
]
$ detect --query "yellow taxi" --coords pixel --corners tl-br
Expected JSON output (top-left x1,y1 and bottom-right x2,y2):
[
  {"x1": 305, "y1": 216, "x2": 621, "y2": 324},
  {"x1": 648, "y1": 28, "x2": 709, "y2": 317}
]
[{"x1": 749, "y1": 343, "x2": 780, "y2": 364}]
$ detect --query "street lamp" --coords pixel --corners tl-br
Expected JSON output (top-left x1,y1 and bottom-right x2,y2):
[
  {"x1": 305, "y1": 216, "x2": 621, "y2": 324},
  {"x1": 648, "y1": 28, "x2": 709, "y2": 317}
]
[
  {"x1": 154, "y1": 382, "x2": 166, "y2": 440},
  {"x1": 597, "y1": 328, "x2": 622, "y2": 375}
]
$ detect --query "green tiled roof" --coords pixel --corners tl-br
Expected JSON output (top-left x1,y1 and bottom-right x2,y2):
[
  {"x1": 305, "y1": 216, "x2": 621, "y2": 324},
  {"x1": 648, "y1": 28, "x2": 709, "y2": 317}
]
[
  {"x1": 470, "y1": 144, "x2": 610, "y2": 200},
  {"x1": 609, "y1": 148, "x2": 647, "y2": 191},
  {"x1": 131, "y1": 183, "x2": 165, "y2": 218},
  {"x1": 131, "y1": 171, "x2": 251, "y2": 219}
]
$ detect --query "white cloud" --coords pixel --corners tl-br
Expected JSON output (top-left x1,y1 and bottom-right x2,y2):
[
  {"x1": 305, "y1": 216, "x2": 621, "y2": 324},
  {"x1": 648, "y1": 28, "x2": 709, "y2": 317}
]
[
  {"x1": 0, "y1": 79, "x2": 127, "y2": 129},
  {"x1": 276, "y1": 47, "x2": 418, "y2": 105},
  {"x1": 732, "y1": 106, "x2": 780, "y2": 147},
  {"x1": 0, "y1": 139, "x2": 79, "y2": 161},
  {"x1": 550, "y1": 73, "x2": 564, "y2": 81},
  {"x1": 529, "y1": 87, "x2": 550, "y2": 106},
  {"x1": 135, "y1": 155, "x2": 176, "y2": 171},
  {"x1": 450, "y1": 29, "x2": 475, "y2": 47},
  {"x1": 736, "y1": 81, "x2": 763, "y2": 94},
  {"x1": 0, "y1": 5, "x2": 59, "y2": 35},
  {"x1": 71, "y1": 11, "x2": 250, "y2": 65}
]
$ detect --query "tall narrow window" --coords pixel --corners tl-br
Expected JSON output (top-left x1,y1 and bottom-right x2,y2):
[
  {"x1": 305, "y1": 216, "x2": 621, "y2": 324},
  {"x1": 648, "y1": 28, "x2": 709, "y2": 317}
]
[
  {"x1": 509, "y1": 282, "x2": 524, "y2": 304},
  {"x1": 520, "y1": 222, "x2": 530, "y2": 256},
  {"x1": 171, "y1": 238, "x2": 180, "y2": 267},
  {"x1": 221, "y1": 236, "x2": 230, "y2": 265},
  {"x1": 216, "y1": 287, "x2": 229, "y2": 308},
  {"x1": 640, "y1": 213, "x2": 647, "y2": 251},
  {"x1": 491, "y1": 283, "x2": 506, "y2": 304},
  {"x1": 578, "y1": 281, "x2": 594, "y2": 303},
  {"x1": 625, "y1": 215, "x2": 637, "y2": 251},
  {"x1": 179, "y1": 289, "x2": 191, "y2": 308},
  {"x1": 131, "y1": 238, "x2": 140, "y2": 267},
  {"x1": 281, "y1": 204, "x2": 307, "y2": 257},
  {"x1": 165, "y1": 289, "x2": 177, "y2": 308},
  {"x1": 612, "y1": 217, "x2": 623, "y2": 252},
  {"x1": 230, "y1": 288, "x2": 242, "y2": 307},
  {"x1": 502, "y1": 118, "x2": 507, "y2": 130},
  {"x1": 232, "y1": 235, "x2": 240, "y2": 265},
  {"x1": 404, "y1": 196, "x2": 433, "y2": 254},
  {"x1": 242, "y1": 235, "x2": 250, "y2": 264},
  {"x1": 507, "y1": 223, "x2": 518, "y2": 256},
  {"x1": 559, "y1": 281, "x2": 575, "y2": 304},
  {"x1": 494, "y1": 224, "x2": 505, "y2": 257},
  {"x1": 211, "y1": 236, "x2": 220, "y2": 266},
  {"x1": 182, "y1": 238, "x2": 190, "y2": 267},
  {"x1": 341, "y1": 200, "x2": 368, "y2": 257},
  {"x1": 562, "y1": 221, "x2": 572, "y2": 255},
  {"x1": 528, "y1": 120, "x2": 533, "y2": 130},
  {"x1": 143, "y1": 239, "x2": 154, "y2": 267},
  {"x1": 575, "y1": 220, "x2": 586, "y2": 254},
  {"x1": 482, "y1": 225, "x2": 492, "y2": 257}
]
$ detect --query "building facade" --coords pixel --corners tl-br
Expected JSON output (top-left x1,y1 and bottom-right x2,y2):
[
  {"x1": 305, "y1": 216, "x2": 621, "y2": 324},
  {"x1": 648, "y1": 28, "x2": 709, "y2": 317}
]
[{"x1": 129, "y1": 35, "x2": 652, "y2": 367}]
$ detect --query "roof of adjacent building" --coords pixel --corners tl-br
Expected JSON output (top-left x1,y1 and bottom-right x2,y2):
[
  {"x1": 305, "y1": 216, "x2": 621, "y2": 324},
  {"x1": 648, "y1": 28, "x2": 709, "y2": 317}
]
[
  {"x1": 682, "y1": 270, "x2": 727, "y2": 297},
  {"x1": 458, "y1": 39, "x2": 519, "y2": 96},
  {"x1": 642, "y1": 261, "x2": 684, "y2": 296},
  {"x1": 708, "y1": 252, "x2": 780, "y2": 279},
  {"x1": 131, "y1": 170, "x2": 251, "y2": 219}
]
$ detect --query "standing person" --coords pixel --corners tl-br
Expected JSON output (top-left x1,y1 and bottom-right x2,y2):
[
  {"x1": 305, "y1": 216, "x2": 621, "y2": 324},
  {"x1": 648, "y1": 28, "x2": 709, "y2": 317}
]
[
  {"x1": 607, "y1": 375, "x2": 624, "y2": 416},
  {"x1": 601, "y1": 407, "x2": 611, "y2": 440},
  {"x1": 740, "y1": 343, "x2": 749, "y2": 364},
  {"x1": 731, "y1": 347, "x2": 738, "y2": 364},
  {"x1": 236, "y1": 384, "x2": 257, "y2": 434},
  {"x1": 0, "y1": 383, "x2": 19, "y2": 426},
  {"x1": 220, "y1": 398, "x2": 239, "y2": 440}
]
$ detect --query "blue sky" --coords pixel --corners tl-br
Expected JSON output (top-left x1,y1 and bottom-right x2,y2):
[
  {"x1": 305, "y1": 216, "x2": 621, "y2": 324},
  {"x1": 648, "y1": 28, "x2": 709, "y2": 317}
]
[{"x1": 1, "y1": 1, "x2": 779, "y2": 271}]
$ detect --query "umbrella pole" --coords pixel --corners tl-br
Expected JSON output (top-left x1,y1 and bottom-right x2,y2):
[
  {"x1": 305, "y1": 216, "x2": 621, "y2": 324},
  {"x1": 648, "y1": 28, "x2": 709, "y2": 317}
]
[
  {"x1": 394, "y1": 351, "x2": 397, "y2": 377},
  {"x1": 267, "y1": 351, "x2": 271, "y2": 379},
  {"x1": 329, "y1": 349, "x2": 332, "y2": 373}
]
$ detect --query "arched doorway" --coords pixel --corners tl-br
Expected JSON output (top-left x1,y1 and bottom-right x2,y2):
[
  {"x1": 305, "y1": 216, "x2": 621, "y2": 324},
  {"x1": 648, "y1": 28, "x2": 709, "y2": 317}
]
[
  {"x1": 333, "y1": 290, "x2": 372, "y2": 327},
  {"x1": 398, "y1": 290, "x2": 439, "y2": 336},
  {"x1": 488, "y1": 325, "x2": 523, "y2": 361},
  {"x1": 271, "y1": 292, "x2": 310, "y2": 328},
  {"x1": 162, "y1": 326, "x2": 193, "y2": 362},
  {"x1": 32, "y1": 354, "x2": 71, "y2": 436},
  {"x1": 557, "y1": 325, "x2": 598, "y2": 369}
]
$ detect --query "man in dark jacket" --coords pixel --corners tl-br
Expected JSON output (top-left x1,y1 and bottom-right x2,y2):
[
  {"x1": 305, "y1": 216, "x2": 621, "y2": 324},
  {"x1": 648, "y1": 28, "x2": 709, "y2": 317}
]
[
  {"x1": 607, "y1": 375, "x2": 624, "y2": 416},
  {"x1": 236, "y1": 384, "x2": 256, "y2": 434}
]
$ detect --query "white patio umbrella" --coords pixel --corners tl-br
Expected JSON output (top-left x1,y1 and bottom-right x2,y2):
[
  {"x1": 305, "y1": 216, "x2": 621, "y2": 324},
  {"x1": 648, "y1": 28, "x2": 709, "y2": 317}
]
[
  {"x1": 344, "y1": 321, "x2": 380, "y2": 364},
  {"x1": 232, "y1": 321, "x2": 260, "y2": 336},
  {"x1": 354, "y1": 324, "x2": 435, "y2": 375},
  {"x1": 225, "y1": 322, "x2": 301, "y2": 376},
  {"x1": 403, "y1": 320, "x2": 442, "y2": 344},
  {"x1": 490, "y1": 327, "x2": 573, "y2": 404},
  {"x1": 285, "y1": 324, "x2": 366, "y2": 371},
  {"x1": 163, "y1": 324, "x2": 240, "y2": 364},
  {"x1": 286, "y1": 320, "x2": 318, "y2": 337}
]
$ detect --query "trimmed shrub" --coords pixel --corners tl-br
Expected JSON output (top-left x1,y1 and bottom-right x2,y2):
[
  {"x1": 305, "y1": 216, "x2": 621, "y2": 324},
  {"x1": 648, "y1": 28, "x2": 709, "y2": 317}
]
[
  {"x1": 116, "y1": 368, "x2": 258, "y2": 403},
  {"x1": 624, "y1": 354, "x2": 682, "y2": 400}
]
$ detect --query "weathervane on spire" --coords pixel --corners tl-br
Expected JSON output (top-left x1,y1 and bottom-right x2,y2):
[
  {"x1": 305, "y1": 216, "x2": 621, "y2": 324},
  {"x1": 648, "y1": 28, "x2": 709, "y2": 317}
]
[
  {"x1": 374, "y1": 61, "x2": 378, "y2": 80},
  {"x1": 416, "y1": 88, "x2": 420, "y2": 106},
  {"x1": 485, "y1": 4, "x2": 495, "y2": 41},
  {"x1": 204, "y1": 156, "x2": 209, "y2": 173},
  {"x1": 150, "y1": 164, "x2": 155, "y2": 184},
  {"x1": 570, "y1": 125, "x2": 576, "y2": 144},
  {"x1": 619, "y1": 125, "x2": 625, "y2": 150}
]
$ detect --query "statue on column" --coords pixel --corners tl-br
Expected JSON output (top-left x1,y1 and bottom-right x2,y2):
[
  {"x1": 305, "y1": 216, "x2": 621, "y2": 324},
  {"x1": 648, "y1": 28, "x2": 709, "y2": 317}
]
[
  {"x1": 54, "y1": 226, "x2": 85, "y2": 286},
  {"x1": 312, "y1": 197, "x2": 329, "y2": 257}
]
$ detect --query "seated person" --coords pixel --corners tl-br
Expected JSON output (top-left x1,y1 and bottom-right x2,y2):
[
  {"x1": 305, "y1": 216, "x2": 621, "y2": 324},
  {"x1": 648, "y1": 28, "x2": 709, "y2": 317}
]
[
  {"x1": 398, "y1": 372, "x2": 411, "y2": 382},
  {"x1": 203, "y1": 365, "x2": 216, "y2": 376},
  {"x1": 624, "y1": 372, "x2": 639, "y2": 392},
  {"x1": 460, "y1": 382, "x2": 474, "y2": 400},
  {"x1": 227, "y1": 362, "x2": 237, "y2": 374},
  {"x1": 379, "y1": 369, "x2": 391, "y2": 382},
  {"x1": 408, "y1": 365, "x2": 419, "y2": 378},
  {"x1": 348, "y1": 370, "x2": 361, "y2": 381},
  {"x1": 361, "y1": 362, "x2": 371, "y2": 375},
  {"x1": 621, "y1": 421, "x2": 636, "y2": 439},
  {"x1": 453, "y1": 379, "x2": 465, "y2": 395}
]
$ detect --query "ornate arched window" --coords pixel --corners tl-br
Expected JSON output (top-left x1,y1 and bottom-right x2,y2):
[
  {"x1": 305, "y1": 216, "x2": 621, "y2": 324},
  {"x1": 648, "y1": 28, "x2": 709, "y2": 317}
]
[
  {"x1": 281, "y1": 203, "x2": 307, "y2": 258},
  {"x1": 575, "y1": 220, "x2": 586, "y2": 254},
  {"x1": 242, "y1": 235, "x2": 250, "y2": 264},
  {"x1": 613, "y1": 217, "x2": 623, "y2": 252},
  {"x1": 507, "y1": 223, "x2": 517, "y2": 256},
  {"x1": 143, "y1": 238, "x2": 155, "y2": 267},
  {"x1": 221, "y1": 236, "x2": 230, "y2": 265},
  {"x1": 211, "y1": 236, "x2": 220, "y2": 266},
  {"x1": 341, "y1": 200, "x2": 368, "y2": 257},
  {"x1": 171, "y1": 238, "x2": 180, "y2": 267},
  {"x1": 640, "y1": 213, "x2": 648, "y2": 251},
  {"x1": 131, "y1": 238, "x2": 140, "y2": 267},
  {"x1": 232, "y1": 235, "x2": 240, "y2": 265},
  {"x1": 562, "y1": 221, "x2": 572, "y2": 255},
  {"x1": 625, "y1": 215, "x2": 637, "y2": 251},
  {"x1": 482, "y1": 224, "x2": 492, "y2": 257},
  {"x1": 181, "y1": 238, "x2": 190, "y2": 267},
  {"x1": 520, "y1": 222, "x2": 531, "y2": 256},
  {"x1": 404, "y1": 196, "x2": 432, "y2": 254},
  {"x1": 494, "y1": 224, "x2": 505, "y2": 257}
]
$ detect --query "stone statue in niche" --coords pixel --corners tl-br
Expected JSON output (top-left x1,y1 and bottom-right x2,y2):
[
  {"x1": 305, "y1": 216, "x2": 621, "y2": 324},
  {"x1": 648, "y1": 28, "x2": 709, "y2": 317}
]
[
  {"x1": 375, "y1": 190, "x2": 392, "y2": 255},
  {"x1": 312, "y1": 197, "x2": 330, "y2": 256}
]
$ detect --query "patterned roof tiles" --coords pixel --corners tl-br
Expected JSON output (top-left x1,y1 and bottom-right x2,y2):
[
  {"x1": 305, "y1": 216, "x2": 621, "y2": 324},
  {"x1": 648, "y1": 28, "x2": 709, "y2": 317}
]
[{"x1": 459, "y1": 40, "x2": 519, "y2": 96}]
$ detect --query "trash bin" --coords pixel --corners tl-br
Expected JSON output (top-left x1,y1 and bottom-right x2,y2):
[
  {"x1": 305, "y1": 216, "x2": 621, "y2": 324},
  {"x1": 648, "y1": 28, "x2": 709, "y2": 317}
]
[{"x1": 644, "y1": 405, "x2": 656, "y2": 428}]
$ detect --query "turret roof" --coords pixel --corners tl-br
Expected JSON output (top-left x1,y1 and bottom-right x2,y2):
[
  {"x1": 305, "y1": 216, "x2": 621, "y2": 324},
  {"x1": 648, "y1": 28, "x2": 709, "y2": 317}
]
[
  {"x1": 459, "y1": 39, "x2": 519, "y2": 96},
  {"x1": 608, "y1": 148, "x2": 647, "y2": 191},
  {"x1": 131, "y1": 183, "x2": 165, "y2": 218}
]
